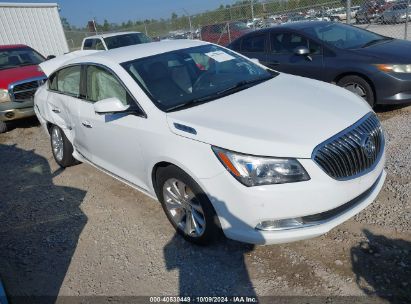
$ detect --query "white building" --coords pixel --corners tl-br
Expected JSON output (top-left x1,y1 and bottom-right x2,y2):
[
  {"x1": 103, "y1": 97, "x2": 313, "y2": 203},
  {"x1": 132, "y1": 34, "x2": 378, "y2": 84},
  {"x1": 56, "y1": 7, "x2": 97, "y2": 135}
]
[{"x1": 0, "y1": 2, "x2": 69, "y2": 56}]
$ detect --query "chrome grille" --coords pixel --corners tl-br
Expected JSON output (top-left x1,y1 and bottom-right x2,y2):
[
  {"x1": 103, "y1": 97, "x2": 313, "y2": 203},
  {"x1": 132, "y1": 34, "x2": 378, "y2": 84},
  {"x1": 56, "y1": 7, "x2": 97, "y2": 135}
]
[
  {"x1": 9, "y1": 77, "x2": 46, "y2": 102},
  {"x1": 313, "y1": 113, "x2": 384, "y2": 180}
]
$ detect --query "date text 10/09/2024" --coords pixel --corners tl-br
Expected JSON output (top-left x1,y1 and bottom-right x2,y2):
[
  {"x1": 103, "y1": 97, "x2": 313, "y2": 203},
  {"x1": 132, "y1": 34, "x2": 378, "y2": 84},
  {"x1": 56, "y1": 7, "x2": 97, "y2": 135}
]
[{"x1": 149, "y1": 296, "x2": 258, "y2": 303}]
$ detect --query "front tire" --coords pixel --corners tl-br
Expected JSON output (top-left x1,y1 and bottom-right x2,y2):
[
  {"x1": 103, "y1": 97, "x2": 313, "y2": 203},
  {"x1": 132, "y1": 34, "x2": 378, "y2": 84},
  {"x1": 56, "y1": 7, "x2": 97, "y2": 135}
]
[
  {"x1": 337, "y1": 75, "x2": 375, "y2": 107},
  {"x1": 156, "y1": 165, "x2": 222, "y2": 245},
  {"x1": 50, "y1": 125, "x2": 77, "y2": 167}
]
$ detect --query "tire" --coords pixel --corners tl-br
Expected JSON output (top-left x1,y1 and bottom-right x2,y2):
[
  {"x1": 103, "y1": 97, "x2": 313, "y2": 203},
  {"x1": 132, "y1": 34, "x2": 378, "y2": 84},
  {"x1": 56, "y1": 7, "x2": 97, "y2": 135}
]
[
  {"x1": 337, "y1": 75, "x2": 375, "y2": 107},
  {"x1": 156, "y1": 165, "x2": 222, "y2": 245},
  {"x1": 0, "y1": 121, "x2": 7, "y2": 133},
  {"x1": 50, "y1": 124, "x2": 77, "y2": 168}
]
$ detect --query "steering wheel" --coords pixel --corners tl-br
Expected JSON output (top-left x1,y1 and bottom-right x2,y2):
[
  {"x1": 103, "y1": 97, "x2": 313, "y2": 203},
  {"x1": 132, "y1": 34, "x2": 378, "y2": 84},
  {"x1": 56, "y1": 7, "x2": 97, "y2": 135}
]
[{"x1": 192, "y1": 71, "x2": 217, "y2": 92}]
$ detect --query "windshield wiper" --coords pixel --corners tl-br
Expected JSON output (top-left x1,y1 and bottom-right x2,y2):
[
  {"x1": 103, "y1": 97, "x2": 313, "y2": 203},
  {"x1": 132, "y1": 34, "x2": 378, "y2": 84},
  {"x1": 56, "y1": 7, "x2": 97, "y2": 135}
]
[
  {"x1": 362, "y1": 37, "x2": 393, "y2": 48},
  {"x1": 167, "y1": 76, "x2": 273, "y2": 112}
]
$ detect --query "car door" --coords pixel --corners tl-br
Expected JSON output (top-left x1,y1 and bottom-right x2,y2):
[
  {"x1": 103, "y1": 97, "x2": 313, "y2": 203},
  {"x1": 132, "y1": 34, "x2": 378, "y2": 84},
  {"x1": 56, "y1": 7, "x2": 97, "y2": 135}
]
[
  {"x1": 74, "y1": 64, "x2": 148, "y2": 188},
  {"x1": 266, "y1": 31, "x2": 324, "y2": 80},
  {"x1": 47, "y1": 65, "x2": 81, "y2": 140},
  {"x1": 239, "y1": 32, "x2": 268, "y2": 64}
]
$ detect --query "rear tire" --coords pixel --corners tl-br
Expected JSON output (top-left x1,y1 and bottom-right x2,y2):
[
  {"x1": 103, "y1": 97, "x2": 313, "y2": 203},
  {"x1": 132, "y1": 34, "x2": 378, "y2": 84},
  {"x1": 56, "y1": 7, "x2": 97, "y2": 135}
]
[
  {"x1": 50, "y1": 125, "x2": 77, "y2": 168},
  {"x1": 337, "y1": 75, "x2": 375, "y2": 107},
  {"x1": 0, "y1": 121, "x2": 7, "y2": 133},
  {"x1": 156, "y1": 165, "x2": 222, "y2": 245}
]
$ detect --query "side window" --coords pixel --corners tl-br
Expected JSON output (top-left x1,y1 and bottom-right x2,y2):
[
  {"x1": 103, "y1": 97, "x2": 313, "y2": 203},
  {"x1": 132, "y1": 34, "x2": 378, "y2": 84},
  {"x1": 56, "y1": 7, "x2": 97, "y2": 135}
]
[
  {"x1": 53, "y1": 66, "x2": 81, "y2": 96},
  {"x1": 86, "y1": 65, "x2": 129, "y2": 105},
  {"x1": 241, "y1": 34, "x2": 266, "y2": 52},
  {"x1": 83, "y1": 39, "x2": 94, "y2": 50},
  {"x1": 271, "y1": 32, "x2": 308, "y2": 54},
  {"x1": 95, "y1": 39, "x2": 105, "y2": 50},
  {"x1": 308, "y1": 40, "x2": 322, "y2": 55}
]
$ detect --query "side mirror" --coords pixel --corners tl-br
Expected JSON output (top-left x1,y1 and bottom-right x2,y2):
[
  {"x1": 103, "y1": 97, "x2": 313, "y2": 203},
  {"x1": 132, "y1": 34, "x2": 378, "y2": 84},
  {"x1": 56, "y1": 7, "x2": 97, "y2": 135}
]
[
  {"x1": 250, "y1": 58, "x2": 260, "y2": 64},
  {"x1": 46, "y1": 55, "x2": 56, "y2": 60},
  {"x1": 294, "y1": 46, "x2": 310, "y2": 56},
  {"x1": 94, "y1": 97, "x2": 130, "y2": 114}
]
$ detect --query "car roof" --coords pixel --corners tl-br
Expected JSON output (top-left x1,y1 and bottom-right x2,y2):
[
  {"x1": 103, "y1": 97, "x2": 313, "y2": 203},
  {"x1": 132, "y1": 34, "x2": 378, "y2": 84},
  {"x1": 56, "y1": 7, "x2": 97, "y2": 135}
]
[
  {"x1": 243, "y1": 21, "x2": 336, "y2": 35},
  {"x1": 72, "y1": 39, "x2": 210, "y2": 65},
  {"x1": 0, "y1": 44, "x2": 30, "y2": 50},
  {"x1": 85, "y1": 31, "x2": 143, "y2": 39}
]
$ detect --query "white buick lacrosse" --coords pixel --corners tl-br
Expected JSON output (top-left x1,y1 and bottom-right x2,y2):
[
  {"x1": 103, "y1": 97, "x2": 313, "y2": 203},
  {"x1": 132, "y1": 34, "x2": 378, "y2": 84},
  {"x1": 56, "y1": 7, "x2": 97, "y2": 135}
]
[{"x1": 34, "y1": 40, "x2": 386, "y2": 245}]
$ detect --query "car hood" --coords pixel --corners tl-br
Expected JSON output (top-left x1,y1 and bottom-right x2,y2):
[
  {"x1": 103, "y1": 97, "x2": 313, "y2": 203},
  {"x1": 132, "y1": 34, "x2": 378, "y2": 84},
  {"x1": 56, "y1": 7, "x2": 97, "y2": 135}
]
[
  {"x1": 353, "y1": 39, "x2": 411, "y2": 62},
  {"x1": 166, "y1": 74, "x2": 372, "y2": 158},
  {"x1": 0, "y1": 65, "x2": 44, "y2": 89}
]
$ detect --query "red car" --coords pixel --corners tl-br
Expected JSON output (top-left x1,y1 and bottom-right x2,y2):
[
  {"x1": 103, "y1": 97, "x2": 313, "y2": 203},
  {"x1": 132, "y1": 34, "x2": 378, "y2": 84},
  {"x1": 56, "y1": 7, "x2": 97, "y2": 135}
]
[
  {"x1": 0, "y1": 44, "x2": 47, "y2": 133},
  {"x1": 201, "y1": 21, "x2": 251, "y2": 46}
]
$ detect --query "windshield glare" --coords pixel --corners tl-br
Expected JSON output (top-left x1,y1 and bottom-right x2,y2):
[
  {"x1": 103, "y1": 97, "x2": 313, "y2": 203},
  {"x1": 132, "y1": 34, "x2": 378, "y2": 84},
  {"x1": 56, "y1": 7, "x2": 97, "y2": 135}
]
[
  {"x1": 122, "y1": 44, "x2": 273, "y2": 111},
  {"x1": 302, "y1": 23, "x2": 384, "y2": 49},
  {"x1": 0, "y1": 48, "x2": 44, "y2": 70},
  {"x1": 104, "y1": 33, "x2": 152, "y2": 49}
]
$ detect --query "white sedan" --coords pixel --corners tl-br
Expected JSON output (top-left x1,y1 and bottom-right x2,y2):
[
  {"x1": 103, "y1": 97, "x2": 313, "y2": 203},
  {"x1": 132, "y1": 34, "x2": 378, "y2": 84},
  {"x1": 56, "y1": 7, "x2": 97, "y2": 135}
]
[{"x1": 34, "y1": 40, "x2": 386, "y2": 245}]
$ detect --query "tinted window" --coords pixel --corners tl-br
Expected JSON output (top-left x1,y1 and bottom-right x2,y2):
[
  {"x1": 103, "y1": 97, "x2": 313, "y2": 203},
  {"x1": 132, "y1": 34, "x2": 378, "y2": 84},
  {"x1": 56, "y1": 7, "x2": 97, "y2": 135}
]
[
  {"x1": 86, "y1": 65, "x2": 129, "y2": 105},
  {"x1": 83, "y1": 39, "x2": 105, "y2": 50},
  {"x1": 271, "y1": 32, "x2": 322, "y2": 54},
  {"x1": 104, "y1": 33, "x2": 152, "y2": 50},
  {"x1": 301, "y1": 23, "x2": 384, "y2": 49},
  {"x1": 242, "y1": 34, "x2": 266, "y2": 52},
  {"x1": 50, "y1": 66, "x2": 81, "y2": 96}
]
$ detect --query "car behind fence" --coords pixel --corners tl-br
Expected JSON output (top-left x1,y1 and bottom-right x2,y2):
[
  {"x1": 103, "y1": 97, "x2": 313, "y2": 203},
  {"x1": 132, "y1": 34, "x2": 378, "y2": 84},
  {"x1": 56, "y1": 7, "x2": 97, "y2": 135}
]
[{"x1": 64, "y1": 0, "x2": 411, "y2": 50}]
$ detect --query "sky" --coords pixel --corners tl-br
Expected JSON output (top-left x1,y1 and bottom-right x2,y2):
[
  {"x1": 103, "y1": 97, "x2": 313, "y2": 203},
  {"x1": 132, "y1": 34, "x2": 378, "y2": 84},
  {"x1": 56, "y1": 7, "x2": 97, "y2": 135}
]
[{"x1": 6, "y1": 0, "x2": 237, "y2": 27}]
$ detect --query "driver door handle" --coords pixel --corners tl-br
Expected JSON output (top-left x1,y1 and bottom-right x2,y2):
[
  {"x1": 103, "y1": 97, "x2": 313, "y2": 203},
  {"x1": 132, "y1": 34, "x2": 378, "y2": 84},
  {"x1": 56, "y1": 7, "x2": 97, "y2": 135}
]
[
  {"x1": 82, "y1": 121, "x2": 92, "y2": 128},
  {"x1": 52, "y1": 108, "x2": 61, "y2": 113}
]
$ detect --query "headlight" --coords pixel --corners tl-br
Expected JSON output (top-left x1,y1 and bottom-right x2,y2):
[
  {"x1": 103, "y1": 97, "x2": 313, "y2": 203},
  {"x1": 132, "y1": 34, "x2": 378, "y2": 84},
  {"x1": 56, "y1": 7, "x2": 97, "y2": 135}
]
[
  {"x1": 0, "y1": 89, "x2": 11, "y2": 103},
  {"x1": 376, "y1": 64, "x2": 411, "y2": 73},
  {"x1": 212, "y1": 147, "x2": 310, "y2": 187}
]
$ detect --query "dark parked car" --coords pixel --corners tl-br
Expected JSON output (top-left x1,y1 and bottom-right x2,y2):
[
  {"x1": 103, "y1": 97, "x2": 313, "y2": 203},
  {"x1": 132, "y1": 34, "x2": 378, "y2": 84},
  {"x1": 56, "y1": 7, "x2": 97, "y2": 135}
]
[
  {"x1": 228, "y1": 21, "x2": 411, "y2": 106},
  {"x1": 355, "y1": 0, "x2": 392, "y2": 23}
]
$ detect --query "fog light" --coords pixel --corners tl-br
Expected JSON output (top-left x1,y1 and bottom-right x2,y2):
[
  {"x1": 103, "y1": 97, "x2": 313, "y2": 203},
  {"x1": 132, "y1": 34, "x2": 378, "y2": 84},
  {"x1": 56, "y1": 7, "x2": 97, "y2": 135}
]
[
  {"x1": 256, "y1": 218, "x2": 304, "y2": 231},
  {"x1": 5, "y1": 111, "x2": 14, "y2": 119}
]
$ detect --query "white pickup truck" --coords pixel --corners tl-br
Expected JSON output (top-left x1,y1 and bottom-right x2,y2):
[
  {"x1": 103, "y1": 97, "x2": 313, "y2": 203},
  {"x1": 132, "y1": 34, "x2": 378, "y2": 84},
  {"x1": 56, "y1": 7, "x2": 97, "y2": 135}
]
[{"x1": 81, "y1": 31, "x2": 152, "y2": 51}]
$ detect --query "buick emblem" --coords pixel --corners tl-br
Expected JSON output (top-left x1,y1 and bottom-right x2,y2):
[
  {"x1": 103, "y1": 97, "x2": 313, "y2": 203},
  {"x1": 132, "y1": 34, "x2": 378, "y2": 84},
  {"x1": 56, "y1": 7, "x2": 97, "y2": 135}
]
[{"x1": 361, "y1": 134, "x2": 376, "y2": 159}]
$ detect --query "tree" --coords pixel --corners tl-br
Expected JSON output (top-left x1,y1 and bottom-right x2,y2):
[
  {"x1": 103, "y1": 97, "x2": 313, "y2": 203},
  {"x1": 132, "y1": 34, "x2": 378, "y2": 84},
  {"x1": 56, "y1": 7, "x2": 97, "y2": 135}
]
[{"x1": 60, "y1": 17, "x2": 71, "y2": 31}]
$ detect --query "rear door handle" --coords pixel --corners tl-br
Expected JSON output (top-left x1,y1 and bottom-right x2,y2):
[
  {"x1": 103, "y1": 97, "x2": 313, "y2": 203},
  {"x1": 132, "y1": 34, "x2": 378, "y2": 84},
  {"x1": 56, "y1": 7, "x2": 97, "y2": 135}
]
[{"x1": 82, "y1": 121, "x2": 92, "y2": 128}]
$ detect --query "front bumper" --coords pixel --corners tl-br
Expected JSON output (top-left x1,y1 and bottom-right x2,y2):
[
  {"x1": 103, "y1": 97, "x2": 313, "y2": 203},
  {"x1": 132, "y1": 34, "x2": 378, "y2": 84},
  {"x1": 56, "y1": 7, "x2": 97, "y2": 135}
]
[
  {"x1": 0, "y1": 100, "x2": 35, "y2": 122},
  {"x1": 199, "y1": 152, "x2": 386, "y2": 245},
  {"x1": 373, "y1": 71, "x2": 411, "y2": 105}
]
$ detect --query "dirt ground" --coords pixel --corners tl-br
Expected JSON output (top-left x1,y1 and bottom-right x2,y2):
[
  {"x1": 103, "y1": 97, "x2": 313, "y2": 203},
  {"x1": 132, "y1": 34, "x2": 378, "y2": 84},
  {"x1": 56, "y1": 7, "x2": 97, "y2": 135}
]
[{"x1": 0, "y1": 105, "x2": 410, "y2": 303}]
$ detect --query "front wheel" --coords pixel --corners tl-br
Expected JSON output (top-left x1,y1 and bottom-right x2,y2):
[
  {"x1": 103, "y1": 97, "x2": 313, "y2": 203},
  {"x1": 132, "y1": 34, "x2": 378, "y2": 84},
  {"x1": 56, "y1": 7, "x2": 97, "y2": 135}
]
[
  {"x1": 50, "y1": 125, "x2": 77, "y2": 167},
  {"x1": 156, "y1": 165, "x2": 222, "y2": 245},
  {"x1": 337, "y1": 75, "x2": 375, "y2": 107}
]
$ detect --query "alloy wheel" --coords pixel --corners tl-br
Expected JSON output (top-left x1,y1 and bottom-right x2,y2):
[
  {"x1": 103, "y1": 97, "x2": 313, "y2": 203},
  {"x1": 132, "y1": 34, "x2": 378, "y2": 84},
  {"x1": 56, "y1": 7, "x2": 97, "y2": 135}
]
[
  {"x1": 162, "y1": 178, "x2": 206, "y2": 237},
  {"x1": 344, "y1": 82, "x2": 367, "y2": 99},
  {"x1": 51, "y1": 127, "x2": 64, "y2": 162}
]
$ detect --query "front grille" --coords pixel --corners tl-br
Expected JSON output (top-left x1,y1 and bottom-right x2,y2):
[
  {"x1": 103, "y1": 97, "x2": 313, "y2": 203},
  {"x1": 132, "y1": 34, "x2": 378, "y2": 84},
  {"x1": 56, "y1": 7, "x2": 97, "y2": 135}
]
[
  {"x1": 313, "y1": 113, "x2": 384, "y2": 180},
  {"x1": 10, "y1": 78, "x2": 45, "y2": 102}
]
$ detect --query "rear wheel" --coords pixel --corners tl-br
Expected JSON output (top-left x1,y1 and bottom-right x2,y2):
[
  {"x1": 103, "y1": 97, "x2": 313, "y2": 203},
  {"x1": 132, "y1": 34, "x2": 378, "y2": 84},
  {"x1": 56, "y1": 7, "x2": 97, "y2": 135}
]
[
  {"x1": 50, "y1": 125, "x2": 77, "y2": 167},
  {"x1": 0, "y1": 121, "x2": 7, "y2": 133},
  {"x1": 337, "y1": 75, "x2": 375, "y2": 107},
  {"x1": 156, "y1": 165, "x2": 222, "y2": 245}
]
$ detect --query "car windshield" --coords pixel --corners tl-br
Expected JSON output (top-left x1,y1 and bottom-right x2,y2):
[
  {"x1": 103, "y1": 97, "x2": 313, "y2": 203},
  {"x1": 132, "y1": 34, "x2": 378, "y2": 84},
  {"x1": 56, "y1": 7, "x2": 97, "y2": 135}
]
[
  {"x1": 0, "y1": 47, "x2": 44, "y2": 71},
  {"x1": 231, "y1": 22, "x2": 249, "y2": 30},
  {"x1": 122, "y1": 44, "x2": 274, "y2": 112},
  {"x1": 104, "y1": 33, "x2": 152, "y2": 50},
  {"x1": 302, "y1": 23, "x2": 388, "y2": 49}
]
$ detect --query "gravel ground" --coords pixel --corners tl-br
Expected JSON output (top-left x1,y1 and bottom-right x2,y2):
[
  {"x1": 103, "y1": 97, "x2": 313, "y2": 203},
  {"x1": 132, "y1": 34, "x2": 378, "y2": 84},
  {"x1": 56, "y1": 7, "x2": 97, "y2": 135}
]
[{"x1": 0, "y1": 106, "x2": 410, "y2": 303}]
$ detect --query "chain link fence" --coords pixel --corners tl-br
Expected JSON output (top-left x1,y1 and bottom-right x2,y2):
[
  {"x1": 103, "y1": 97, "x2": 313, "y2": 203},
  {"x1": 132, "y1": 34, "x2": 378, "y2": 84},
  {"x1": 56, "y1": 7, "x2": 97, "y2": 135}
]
[{"x1": 65, "y1": 0, "x2": 411, "y2": 51}]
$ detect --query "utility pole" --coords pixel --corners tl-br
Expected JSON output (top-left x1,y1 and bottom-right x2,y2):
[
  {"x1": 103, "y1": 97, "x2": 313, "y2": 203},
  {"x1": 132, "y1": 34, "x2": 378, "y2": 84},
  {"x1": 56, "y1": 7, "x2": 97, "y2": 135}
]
[
  {"x1": 250, "y1": 0, "x2": 255, "y2": 29},
  {"x1": 182, "y1": 8, "x2": 193, "y2": 39},
  {"x1": 405, "y1": 0, "x2": 410, "y2": 39},
  {"x1": 346, "y1": 0, "x2": 351, "y2": 24}
]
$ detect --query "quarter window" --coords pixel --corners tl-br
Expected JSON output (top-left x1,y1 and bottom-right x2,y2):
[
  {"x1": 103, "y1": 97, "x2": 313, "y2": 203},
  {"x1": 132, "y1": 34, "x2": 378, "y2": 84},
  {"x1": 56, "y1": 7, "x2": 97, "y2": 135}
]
[{"x1": 86, "y1": 65, "x2": 129, "y2": 105}]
